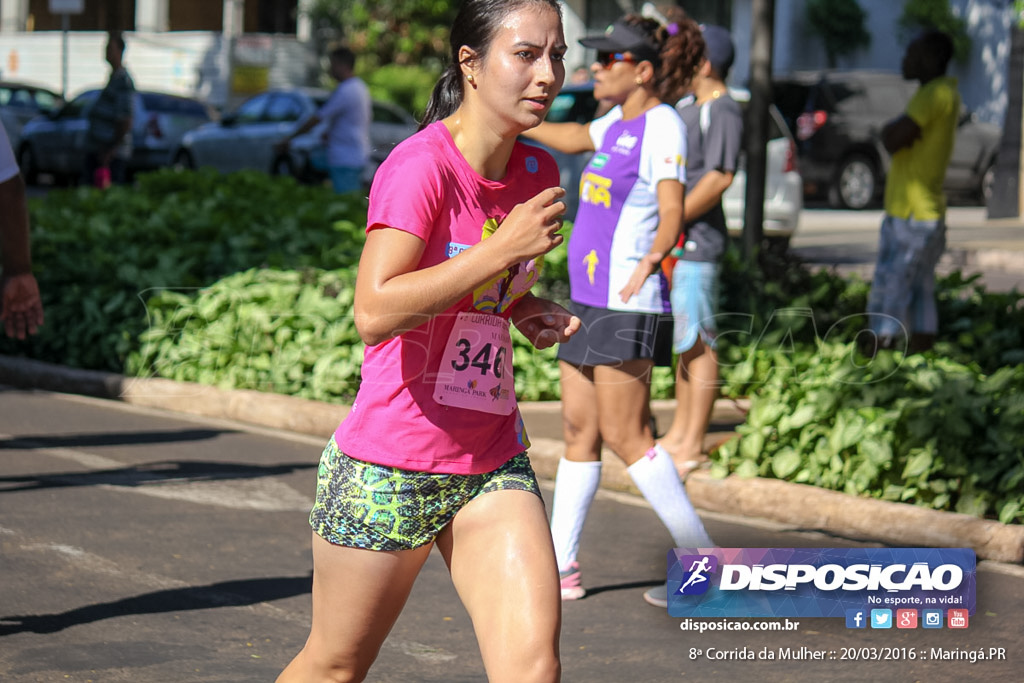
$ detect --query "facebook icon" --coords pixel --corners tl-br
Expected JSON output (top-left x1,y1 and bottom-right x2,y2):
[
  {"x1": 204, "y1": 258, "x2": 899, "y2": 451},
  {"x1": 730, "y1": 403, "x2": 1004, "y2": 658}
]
[{"x1": 846, "y1": 609, "x2": 867, "y2": 629}]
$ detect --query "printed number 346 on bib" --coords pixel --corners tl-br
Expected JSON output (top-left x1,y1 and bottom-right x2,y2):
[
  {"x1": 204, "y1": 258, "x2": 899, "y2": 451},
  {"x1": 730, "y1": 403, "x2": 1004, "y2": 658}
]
[{"x1": 434, "y1": 311, "x2": 516, "y2": 415}]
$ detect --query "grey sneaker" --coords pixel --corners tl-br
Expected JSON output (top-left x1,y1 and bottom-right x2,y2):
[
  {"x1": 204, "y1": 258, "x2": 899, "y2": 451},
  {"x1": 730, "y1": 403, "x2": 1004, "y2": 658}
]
[{"x1": 643, "y1": 583, "x2": 668, "y2": 608}]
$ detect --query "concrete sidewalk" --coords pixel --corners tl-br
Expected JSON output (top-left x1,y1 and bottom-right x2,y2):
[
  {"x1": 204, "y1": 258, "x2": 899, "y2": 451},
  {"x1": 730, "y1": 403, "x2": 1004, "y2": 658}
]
[
  {"x1": 791, "y1": 206, "x2": 1024, "y2": 289},
  {"x1": 3, "y1": 355, "x2": 1022, "y2": 565}
]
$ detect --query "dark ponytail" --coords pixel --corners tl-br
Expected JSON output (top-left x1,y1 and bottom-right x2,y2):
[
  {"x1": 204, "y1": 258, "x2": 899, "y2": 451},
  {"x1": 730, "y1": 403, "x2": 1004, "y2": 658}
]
[
  {"x1": 654, "y1": 9, "x2": 705, "y2": 104},
  {"x1": 420, "y1": 64, "x2": 464, "y2": 130},
  {"x1": 419, "y1": 0, "x2": 563, "y2": 129}
]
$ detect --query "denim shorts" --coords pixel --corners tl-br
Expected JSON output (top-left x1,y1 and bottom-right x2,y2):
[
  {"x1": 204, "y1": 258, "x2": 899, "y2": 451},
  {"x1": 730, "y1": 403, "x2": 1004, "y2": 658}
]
[
  {"x1": 328, "y1": 165, "x2": 363, "y2": 194},
  {"x1": 309, "y1": 437, "x2": 541, "y2": 551},
  {"x1": 669, "y1": 260, "x2": 720, "y2": 353}
]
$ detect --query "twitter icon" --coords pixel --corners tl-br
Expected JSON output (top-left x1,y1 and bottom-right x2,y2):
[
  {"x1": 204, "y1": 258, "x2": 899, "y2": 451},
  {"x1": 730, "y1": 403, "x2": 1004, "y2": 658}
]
[{"x1": 870, "y1": 609, "x2": 893, "y2": 629}]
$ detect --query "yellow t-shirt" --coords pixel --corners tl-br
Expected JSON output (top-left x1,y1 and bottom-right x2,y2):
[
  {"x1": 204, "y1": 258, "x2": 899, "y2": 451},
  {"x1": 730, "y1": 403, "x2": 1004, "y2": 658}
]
[{"x1": 883, "y1": 76, "x2": 961, "y2": 220}]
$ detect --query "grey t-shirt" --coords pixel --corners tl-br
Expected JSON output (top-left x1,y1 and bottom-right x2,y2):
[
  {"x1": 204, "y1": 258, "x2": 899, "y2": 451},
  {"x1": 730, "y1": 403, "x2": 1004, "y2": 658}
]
[
  {"x1": 87, "y1": 67, "x2": 135, "y2": 159},
  {"x1": 675, "y1": 93, "x2": 743, "y2": 262}
]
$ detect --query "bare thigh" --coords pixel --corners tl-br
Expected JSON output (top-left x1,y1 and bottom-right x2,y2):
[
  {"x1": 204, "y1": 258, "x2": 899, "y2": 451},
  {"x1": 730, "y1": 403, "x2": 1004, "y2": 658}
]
[
  {"x1": 593, "y1": 359, "x2": 654, "y2": 465},
  {"x1": 559, "y1": 360, "x2": 600, "y2": 461},
  {"x1": 278, "y1": 532, "x2": 432, "y2": 682},
  {"x1": 436, "y1": 489, "x2": 562, "y2": 683}
]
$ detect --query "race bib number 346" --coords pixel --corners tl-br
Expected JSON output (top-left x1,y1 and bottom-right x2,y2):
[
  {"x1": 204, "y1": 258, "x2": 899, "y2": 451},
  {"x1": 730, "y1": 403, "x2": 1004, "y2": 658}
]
[{"x1": 433, "y1": 311, "x2": 516, "y2": 415}]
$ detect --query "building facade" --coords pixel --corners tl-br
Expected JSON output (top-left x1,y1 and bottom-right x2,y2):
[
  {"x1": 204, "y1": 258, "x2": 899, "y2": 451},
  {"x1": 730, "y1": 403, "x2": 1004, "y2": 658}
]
[{"x1": 0, "y1": 0, "x2": 303, "y2": 34}]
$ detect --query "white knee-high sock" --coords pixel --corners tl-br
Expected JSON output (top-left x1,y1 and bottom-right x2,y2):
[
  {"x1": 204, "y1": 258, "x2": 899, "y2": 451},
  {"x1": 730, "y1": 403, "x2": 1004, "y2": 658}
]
[
  {"x1": 628, "y1": 444, "x2": 713, "y2": 548},
  {"x1": 549, "y1": 458, "x2": 603, "y2": 571}
]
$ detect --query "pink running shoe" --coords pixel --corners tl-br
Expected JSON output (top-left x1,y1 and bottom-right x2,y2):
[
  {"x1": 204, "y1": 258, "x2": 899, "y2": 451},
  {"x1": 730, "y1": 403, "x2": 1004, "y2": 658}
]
[{"x1": 559, "y1": 562, "x2": 585, "y2": 600}]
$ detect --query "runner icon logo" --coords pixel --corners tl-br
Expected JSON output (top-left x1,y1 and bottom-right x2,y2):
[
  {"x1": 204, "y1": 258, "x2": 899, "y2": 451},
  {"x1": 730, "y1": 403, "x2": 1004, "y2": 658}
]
[{"x1": 677, "y1": 555, "x2": 718, "y2": 596}]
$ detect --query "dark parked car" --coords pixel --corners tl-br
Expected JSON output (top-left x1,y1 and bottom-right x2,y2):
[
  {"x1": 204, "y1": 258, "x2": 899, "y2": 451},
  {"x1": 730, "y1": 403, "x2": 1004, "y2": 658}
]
[
  {"x1": 173, "y1": 87, "x2": 419, "y2": 186},
  {"x1": 773, "y1": 69, "x2": 1001, "y2": 209},
  {"x1": 17, "y1": 88, "x2": 213, "y2": 184},
  {"x1": 0, "y1": 80, "x2": 64, "y2": 151}
]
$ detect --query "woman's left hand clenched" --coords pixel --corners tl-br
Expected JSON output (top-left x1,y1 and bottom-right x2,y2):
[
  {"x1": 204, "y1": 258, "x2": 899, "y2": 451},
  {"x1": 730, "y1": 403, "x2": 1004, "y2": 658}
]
[{"x1": 510, "y1": 294, "x2": 581, "y2": 350}]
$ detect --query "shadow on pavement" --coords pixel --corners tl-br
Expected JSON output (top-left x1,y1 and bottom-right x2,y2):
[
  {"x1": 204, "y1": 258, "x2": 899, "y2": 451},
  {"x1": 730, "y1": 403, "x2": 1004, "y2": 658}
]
[
  {"x1": 0, "y1": 573, "x2": 313, "y2": 635},
  {"x1": 0, "y1": 459, "x2": 317, "y2": 493},
  {"x1": 0, "y1": 428, "x2": 234, "y2": 450},
  {"x1": 581, "y1": 578, "x2": 662, "y2": 599}
]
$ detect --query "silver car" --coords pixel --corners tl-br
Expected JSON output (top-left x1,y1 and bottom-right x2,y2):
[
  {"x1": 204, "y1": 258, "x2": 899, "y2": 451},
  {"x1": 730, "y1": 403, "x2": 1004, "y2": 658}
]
[
  {"x1": 0, "y1": 80, "x2": 64, "y2": 152},
  {"x1": 16, "y1": 89, "x2": 213, "y2": 184},
  {"x1": 174, "y1": 87, "x2": 419, "y2": 185}
]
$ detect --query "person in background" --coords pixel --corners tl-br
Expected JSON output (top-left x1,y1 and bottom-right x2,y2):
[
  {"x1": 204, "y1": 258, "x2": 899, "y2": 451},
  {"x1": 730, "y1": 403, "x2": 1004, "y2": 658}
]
[
  {"x1": 865, "y1": 30, "x2": 960, "y2": 355},
  {"x1": 83, "y1": 31, "x2": 134, "y2": 187},
  {"x1": 275, "y1": 1, "x2": 578, "y2": 681},
  {"x1": 0, "y1": 124, "x2": 43, "y2": 339},
  {"x1": 276, "y1": 46, "x2": 371, "y2": 194},
  {"x1": 658, "y1": 24, "x2": 743, "y2": 479},
  {"x1": 522, "y1": 13, "x2": 714, "y2": 604},
  {"x1": 570, "y1": 65, "x2": 591, "y2": 83}
]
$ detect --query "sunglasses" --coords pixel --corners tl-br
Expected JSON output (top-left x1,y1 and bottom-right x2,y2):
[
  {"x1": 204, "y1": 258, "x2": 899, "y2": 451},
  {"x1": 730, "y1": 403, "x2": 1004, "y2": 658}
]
[{"x1": 596, "y1": 52, "x2": 637, "y2": 69}]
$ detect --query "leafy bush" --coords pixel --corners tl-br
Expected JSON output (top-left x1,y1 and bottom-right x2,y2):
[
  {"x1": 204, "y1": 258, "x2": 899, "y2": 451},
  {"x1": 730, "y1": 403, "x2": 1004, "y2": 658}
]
[
  {"x1": 7, "y1": 170, "x2": 1022, "y2": 523},
  {"x1": 364, "y1": 64, "x2": 439, "y2": 120},
  {"x1": 1, "y1": 169, "x2": 366, "y2": 371},
  {"x1": 714, "y1": 345, "x2": 1024, "y2": 524},
  {"x1": 128, "y1": 268, "x2": 363, "y2": 402}
]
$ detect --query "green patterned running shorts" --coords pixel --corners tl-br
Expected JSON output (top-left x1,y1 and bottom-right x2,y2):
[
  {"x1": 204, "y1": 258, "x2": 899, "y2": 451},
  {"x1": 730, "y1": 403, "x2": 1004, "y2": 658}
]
[{"x1": 309, "y1": 436, "x2": 541, "y2": 551}]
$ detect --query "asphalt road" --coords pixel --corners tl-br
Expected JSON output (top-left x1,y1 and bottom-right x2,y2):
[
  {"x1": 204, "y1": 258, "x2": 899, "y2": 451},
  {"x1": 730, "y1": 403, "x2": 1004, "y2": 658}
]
[{"x1": 2, "y1": 387, "x2": 1023, "y2": 682}]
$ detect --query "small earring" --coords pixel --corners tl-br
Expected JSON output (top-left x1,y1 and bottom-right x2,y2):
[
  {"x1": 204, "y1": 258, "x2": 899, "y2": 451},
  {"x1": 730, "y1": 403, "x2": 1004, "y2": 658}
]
[
  {"x1": 635, "y1": 77, "x2": 644, "y2": 85},
  {"x1": 467, "y1": 74, "x2": 475, "y2": 84}
]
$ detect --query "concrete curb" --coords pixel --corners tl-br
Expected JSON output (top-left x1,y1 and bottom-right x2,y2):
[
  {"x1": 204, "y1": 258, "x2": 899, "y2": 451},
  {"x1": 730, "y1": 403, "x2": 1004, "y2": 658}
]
[{"x1": 2, "y1": 355, "x2": 1022, "y2": 564}]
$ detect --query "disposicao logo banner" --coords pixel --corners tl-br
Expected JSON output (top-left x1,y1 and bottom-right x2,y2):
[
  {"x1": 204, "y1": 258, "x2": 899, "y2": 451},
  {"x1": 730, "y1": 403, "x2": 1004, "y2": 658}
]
[{"x1": 667, "y1": 548, "x2": 976, "y2": 618}]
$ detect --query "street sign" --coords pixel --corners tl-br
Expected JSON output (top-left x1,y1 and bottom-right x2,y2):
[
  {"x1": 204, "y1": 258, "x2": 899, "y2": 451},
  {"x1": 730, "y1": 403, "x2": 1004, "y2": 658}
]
[
  {"x1": 48, "y1": 0, "x2": 85, "y2": 14},
  {"x1": 49, "y1": 0, "x2": 85, "y2": 100}
]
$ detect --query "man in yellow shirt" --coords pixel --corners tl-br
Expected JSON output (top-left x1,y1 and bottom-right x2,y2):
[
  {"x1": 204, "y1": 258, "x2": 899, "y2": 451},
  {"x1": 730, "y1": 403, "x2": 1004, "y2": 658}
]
[{"x1": 865, "y1": 30, "x2": 959, "y2": 354}]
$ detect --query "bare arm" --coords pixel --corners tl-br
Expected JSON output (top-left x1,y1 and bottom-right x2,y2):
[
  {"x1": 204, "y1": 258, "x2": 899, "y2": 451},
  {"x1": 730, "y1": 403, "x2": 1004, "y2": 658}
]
[
  {"x1": 0, "y1": 173, "x2": 44, "y2": 338},
  {"x1": 276, "y1": 114, "x2": 322, "y2": 151},
  {"x1": 0, "y1": 174, "x2": 31, "y2": 274},
  {"x1": 521, "y1": 121, "x2": 595, "y2": 155},
  {"x1": 881, "y1": 114, "x2": 921, "y2": 154},
  {"x1": 682, "y1": 169, "x2": 735, "y2": 223},
  {"x1": 619, "y1": 179, "x2": 684, "y2": 302},
  {"x1": 354, "y1": 186, "x2": 567, "y2": 345}
]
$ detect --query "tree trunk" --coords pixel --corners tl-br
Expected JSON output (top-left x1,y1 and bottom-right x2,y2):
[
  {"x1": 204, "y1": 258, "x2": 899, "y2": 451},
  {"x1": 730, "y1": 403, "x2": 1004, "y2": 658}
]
[
  {"x1": 742, "y1": 0, "x2": 775, "y2": 263},
  {"x1": 988, "y1": 22, "x2": 1023, "y2": 218}
]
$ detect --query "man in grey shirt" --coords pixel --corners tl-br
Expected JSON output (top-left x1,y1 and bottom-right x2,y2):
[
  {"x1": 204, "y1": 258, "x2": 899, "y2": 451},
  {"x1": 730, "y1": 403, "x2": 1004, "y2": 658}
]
[
  {"x1": 660, "y1": 25, "x2": 743, "y2": 476},
  {"x1": 84, "y1": 32, "x2": 135, "y2": 186},
  {"x1": 277, "y1": 47, "x2": 371, "y2": 193}
]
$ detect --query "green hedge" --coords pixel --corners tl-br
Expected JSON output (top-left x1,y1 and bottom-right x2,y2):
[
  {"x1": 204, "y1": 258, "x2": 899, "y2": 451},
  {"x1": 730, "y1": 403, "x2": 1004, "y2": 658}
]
[{"x1": 5, "y1": 170, "x2": 1021, "y2": 523}]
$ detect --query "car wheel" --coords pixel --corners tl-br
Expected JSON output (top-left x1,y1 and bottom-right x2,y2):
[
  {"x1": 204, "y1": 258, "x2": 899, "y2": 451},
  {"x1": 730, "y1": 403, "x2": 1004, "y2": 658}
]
[
  {"x1": 271, "y1": 155, "x2": 293, "y2": 177},
  {"x1": 831, "y1": 154, "x2": 878, "y2": 210},
  {"x1": 17, "y1": 145, "x2": 38, "y2": 185},
  {"x1": 174, "y1": 150, "x2": 195, "y2": 171},
  {"x1": 981, "y1": 161, "x2": 995, "y2": 204},
  {"x1": 765, "y1": 235, "x2": 791, "y2": 253}
]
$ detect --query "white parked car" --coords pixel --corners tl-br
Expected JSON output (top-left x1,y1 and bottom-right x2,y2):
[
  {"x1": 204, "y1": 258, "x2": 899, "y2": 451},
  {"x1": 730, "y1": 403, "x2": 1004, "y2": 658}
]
[
  {"x1": 722, "y1": 88, "x2": 803, "y2": 247},
  {"x1": 174, "y1": 87, "x2": 419, "y2": 186}
]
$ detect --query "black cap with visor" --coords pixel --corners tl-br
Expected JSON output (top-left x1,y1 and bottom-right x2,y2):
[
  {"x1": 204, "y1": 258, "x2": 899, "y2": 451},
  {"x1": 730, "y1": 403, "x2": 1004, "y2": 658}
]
[{"x1": 579, "y1": 19, "x2": 662, "y2": 66}]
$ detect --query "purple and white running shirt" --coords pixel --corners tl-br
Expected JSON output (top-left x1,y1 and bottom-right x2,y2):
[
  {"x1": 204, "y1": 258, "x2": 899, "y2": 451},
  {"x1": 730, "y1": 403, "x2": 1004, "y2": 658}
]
[{"x1": 567, "y1": 103, "x2": 687, "y2": 313}]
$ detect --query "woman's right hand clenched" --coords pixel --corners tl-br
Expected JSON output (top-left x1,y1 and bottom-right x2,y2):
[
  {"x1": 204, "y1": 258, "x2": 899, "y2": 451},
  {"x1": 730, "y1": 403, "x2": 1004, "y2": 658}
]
[{"x1": 492, "y1": 186, "x2": 567, "y2": 265}]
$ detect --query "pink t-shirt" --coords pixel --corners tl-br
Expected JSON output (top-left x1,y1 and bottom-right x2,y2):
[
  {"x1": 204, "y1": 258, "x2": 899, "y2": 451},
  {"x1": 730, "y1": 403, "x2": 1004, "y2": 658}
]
[{"x1": 334, "y1": 122, "x2": 559, "y2": 474}]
